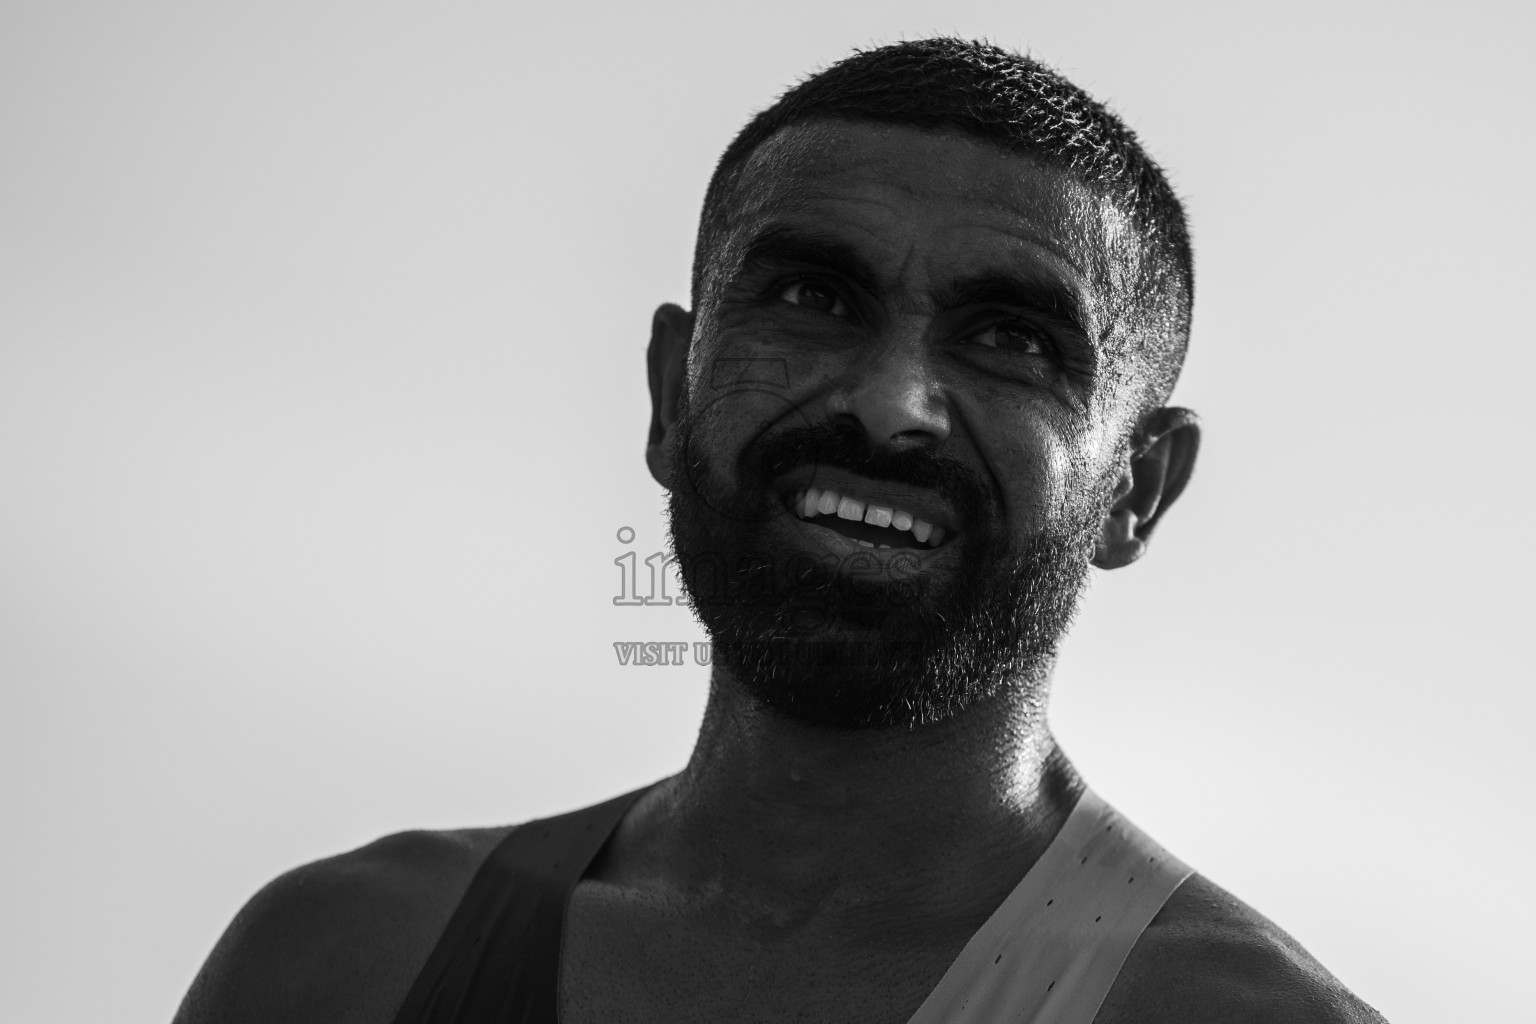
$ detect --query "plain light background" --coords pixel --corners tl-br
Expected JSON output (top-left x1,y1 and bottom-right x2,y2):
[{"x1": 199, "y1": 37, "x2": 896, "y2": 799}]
[{"x1": 2, "y1": 1, "x2": 1530, "y2": 1021}]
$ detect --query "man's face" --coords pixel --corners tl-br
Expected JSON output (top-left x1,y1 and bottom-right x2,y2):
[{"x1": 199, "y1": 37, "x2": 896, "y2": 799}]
[{"x1": 661, "y1": 121, "x2": 1153, "y2": 729}]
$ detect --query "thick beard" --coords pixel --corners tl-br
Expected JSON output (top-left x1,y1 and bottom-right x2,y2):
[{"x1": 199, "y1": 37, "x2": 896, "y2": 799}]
[{"x1": 666, "y1": 408, "x2": 1098, "y2": 730}]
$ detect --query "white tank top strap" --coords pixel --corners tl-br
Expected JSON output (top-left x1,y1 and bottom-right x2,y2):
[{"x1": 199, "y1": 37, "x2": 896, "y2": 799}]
[{"x1": 906, "y1": 788, "x2": 1193, "y2": 1024}]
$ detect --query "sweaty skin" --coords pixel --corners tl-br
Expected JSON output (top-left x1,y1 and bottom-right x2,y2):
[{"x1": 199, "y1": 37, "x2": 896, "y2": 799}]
[{"x1": 174, "y1": 124, "x2": 1386, "y2": 1024}]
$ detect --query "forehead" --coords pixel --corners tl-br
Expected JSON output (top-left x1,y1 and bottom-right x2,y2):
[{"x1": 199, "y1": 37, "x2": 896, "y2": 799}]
[{"x1": 718, "y1": 121, "x2": 1143, "y2": 307}]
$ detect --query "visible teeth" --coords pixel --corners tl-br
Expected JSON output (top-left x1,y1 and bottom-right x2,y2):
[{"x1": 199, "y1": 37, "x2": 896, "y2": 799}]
[
  {"x1": 801, "y1": 487, "x2": 821, "y2": 518},
  {"x1": 794, "y1": 486, "x2": 948, "y2": 546},
  {"x1": 857, "y1": 539, "x2": 874, "y2": 548}
]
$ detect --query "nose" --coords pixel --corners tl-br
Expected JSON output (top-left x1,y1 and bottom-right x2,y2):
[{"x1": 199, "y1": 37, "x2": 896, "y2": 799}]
[{"x1": 825, "y1": 326, "x2": 950, "y2": 448}]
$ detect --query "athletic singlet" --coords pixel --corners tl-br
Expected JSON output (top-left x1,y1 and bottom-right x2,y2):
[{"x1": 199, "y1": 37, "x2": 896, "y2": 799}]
[{"x1": 390, "y1": 785, "x2": 1192, "y2": 1024}]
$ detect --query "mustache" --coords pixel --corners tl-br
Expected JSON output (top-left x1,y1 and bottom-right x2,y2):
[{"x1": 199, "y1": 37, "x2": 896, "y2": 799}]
[{"x1": 737, "y1": 420, "x2": 998, "y2": 523}]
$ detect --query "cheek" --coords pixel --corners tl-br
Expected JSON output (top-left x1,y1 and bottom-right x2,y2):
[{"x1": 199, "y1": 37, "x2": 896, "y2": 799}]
[
  {"x1": 707, "y1": 321, "x2": 852, "y2": 397},
  {"x1": 686, "y1": 333, "x2": 838, "y2": 444},
  {"x1": 682, "y1": 357, "x2": 819, "y2": 474},
  {"x1": 961, "y1": 396, "x2": 1101, "y2": 532},
  {"x1": 1015, "y1": 442, "x2": 1075, "y2": 526},
  {"x1": 966, "y1": 409, "x2": 1071, "y2": 526}
]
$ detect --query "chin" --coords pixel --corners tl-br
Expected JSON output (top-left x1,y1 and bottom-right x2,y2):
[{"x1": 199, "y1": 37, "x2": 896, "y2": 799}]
[
  {"x1": 700, "y1": 598, "x2": 1046, "y2": 730},
  {"x1": 719, "y1": 638, "x2": 1026, "y2": 730}
]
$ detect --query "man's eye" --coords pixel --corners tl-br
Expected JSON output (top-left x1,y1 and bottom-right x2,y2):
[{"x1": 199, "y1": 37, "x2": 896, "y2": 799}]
[
  {"x1": 778, "y1": 280, "x2": 850, "y2": 317},
  {"x1": 968, "y1": 322, "x2": 1051, "y2": 356}
]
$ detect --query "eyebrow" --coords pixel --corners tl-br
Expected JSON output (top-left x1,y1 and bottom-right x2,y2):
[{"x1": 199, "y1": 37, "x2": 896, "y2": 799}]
[
  {"x1": 937, "y1": 274, "x2": 1091, "y2": 338},
  {"x1": 735, "y1": 226, "x2": 883, "y2": 297},
  {"x1": 736, "y1": 225, "x2": 1093, "y2": 338}
]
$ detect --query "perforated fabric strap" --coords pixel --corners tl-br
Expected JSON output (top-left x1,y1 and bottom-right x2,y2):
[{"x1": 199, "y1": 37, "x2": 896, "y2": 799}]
[{"x1": 905, "y1": 789, "x2": 1193, "y2": 1024}]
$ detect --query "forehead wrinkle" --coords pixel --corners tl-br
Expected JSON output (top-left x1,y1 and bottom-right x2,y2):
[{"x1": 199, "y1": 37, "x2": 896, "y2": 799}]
[
  {"x1": 734, "y1": 163, "x2": 1098, "y2": 285},
  {"x1": 712, "y1": 123, "x2": 1144, "y2": 342},
  {"x1": 729, "y1": 212, "x2": 1099, "y2": 341},
  {"x1": 728, "y1": 194, "x2": 1104, "y2": 314}
]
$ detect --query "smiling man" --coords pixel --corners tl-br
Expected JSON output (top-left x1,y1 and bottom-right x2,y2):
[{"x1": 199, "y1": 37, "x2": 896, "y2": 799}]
[{"x1": 176, "y1": 39, "x2": 1386, "y2": 1024}]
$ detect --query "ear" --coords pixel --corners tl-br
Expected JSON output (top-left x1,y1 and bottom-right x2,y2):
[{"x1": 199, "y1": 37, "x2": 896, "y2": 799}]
[
  {"x1": 1094, "y1": 407, "x2": 1201, "y2": 569},
  {"x1": 646, "y1": 303, "x2": 694, "y2": 489}
]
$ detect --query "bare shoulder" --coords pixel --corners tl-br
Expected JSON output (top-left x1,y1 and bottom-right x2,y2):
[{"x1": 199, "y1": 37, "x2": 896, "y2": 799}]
[
  {"x1": 1094, "y1": 873, "x2": 1389, "y2": 1024},
  {"x1": 173, "y1": 824, "x2": 512, "y2": 1024}
]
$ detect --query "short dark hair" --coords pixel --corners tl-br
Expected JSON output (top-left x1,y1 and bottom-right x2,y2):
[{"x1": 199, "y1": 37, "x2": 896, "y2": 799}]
[{"x1": 691, "y1": 38, "x2": 1194, "y2": 409}]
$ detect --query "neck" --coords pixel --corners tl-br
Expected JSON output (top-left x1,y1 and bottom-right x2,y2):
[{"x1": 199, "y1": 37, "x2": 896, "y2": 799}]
[{"x1": 615, "y1": 667, "x2": 1082, "y2": 936}]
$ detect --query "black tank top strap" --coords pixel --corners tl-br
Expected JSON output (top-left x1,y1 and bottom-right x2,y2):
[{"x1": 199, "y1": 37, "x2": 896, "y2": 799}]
[{"x1": 391, "y1": 785, "x2": 653, "y2": 1024}]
